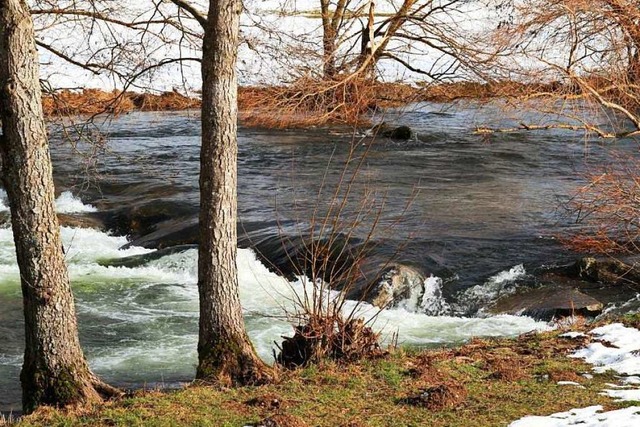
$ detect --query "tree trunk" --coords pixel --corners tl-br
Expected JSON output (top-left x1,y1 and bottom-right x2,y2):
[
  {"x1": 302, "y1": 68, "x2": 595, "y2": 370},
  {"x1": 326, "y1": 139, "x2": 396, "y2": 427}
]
[
  {"x1": 321, "y1": 0, "x2": 337, "y2": 79},
  {"x1": 0, "y1": 0, "x2": 119, "y2": 414},
  {"x1": 197, "y1": 0, "x2": 272, "y2": 385}
]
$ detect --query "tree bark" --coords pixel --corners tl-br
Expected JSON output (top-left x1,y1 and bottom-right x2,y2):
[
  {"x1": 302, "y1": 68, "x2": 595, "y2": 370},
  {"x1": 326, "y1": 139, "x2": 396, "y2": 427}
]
[
  {"x1": 0, "y1": 0, "x2": 119, "y2": 413},
  {"x1": 197, "y1": 0, "x2": 272, "y2": 385}
]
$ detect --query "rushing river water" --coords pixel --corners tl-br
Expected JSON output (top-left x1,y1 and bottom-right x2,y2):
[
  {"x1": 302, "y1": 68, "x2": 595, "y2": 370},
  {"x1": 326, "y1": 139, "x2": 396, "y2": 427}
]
[{"x1": 0, "y1": 102, "x2": 635, "y2": 412}]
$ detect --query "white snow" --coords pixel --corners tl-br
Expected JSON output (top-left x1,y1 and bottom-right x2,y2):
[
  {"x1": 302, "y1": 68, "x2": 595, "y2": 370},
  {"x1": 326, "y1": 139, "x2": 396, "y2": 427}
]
[
  {"x1": 509, "y1": 323, "x2": 640, "y2": 426},
  {"x1": 571, "y1": 323, "x2": 640, "y2": 376},
  {"x1": 557, "y1": 381, "x2": 584, "y2": 389},
  {"x1": 602, "y1": 388, "x2": 640, "y2": 401},
  {"x1": 509, "y1": 406, "x2": 640, "y2": 427}
]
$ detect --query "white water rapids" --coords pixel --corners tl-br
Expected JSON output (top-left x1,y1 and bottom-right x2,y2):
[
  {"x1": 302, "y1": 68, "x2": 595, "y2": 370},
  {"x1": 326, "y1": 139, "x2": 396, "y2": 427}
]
[{"x1": 0, "y1": 192, "x2": 550, "y2": 413}]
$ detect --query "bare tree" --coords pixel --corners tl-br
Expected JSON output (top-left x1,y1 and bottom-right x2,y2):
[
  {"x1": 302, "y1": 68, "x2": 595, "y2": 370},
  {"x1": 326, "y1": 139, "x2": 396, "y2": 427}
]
[
  {"x1": 0, "y1": 0, "x2": 120, "y2": 413},
  {"x1": 489, "y1": 0, "x2": 640, "y2": 138},
  {"x1": 278, "y1": 0, "x2": 494, "y2": 82}
]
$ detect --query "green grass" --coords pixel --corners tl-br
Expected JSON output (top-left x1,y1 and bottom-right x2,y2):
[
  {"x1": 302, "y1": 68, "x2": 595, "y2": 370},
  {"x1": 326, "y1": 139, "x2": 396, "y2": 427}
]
[{"x1": 12, "y1": 330, "x2": 634, "y2": 427}]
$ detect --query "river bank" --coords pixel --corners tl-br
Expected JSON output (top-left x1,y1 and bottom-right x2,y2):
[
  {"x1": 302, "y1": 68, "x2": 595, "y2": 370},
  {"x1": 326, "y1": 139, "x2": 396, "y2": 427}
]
[
  {"x1": 40, "y1": 80, "x2": 559, "y2": 122},
  {"x1": 6, "y1": 314, "x2": 640, "y2": 427}
]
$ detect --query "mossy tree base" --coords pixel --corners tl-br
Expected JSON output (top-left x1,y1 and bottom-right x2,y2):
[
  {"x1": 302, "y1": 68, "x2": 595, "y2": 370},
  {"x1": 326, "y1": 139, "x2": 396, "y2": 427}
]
[
  {"x1": 196, "y1": 338, "x2": 274, "y2": 387},
  {"x1": 21, "y1": 363, "x2": 122, "y2": 414}
]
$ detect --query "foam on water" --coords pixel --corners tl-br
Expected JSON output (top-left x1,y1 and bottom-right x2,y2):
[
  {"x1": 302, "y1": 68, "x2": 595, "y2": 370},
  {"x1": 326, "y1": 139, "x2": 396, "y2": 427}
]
[
  {"x1": 0, "y1": 189, "x2": 7, "y2": 213},
  {"x1": 55, "y1": 191, "x2": 98, "y2": 213},
  {"x1": 397, "y1": 274, "x2": 451, "y2": 316},
  {"x1": 455, "y1": 264, "x2": 528, "y2": 315},
  {"x1": 0, "y1": 190, "x2": 97, "y2": 215},
  {"x1": 0, "y1": 225, "x2": 549, "y2": 386}
]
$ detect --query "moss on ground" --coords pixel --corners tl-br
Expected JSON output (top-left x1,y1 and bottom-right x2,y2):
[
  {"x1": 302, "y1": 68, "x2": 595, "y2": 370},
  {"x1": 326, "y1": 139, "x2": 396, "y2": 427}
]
[{"x1": 12, "y1": 329, "x2": 634, "y2": 427}]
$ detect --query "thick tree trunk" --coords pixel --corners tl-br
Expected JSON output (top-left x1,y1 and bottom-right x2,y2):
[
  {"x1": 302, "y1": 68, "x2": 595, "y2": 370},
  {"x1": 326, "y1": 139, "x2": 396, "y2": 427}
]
[
  {"x1": 197, "y1": 0, "x2": 272, "y2": 385},
  {"x1": 0, "y1": 0, "x2": 119, "y2": 414}
]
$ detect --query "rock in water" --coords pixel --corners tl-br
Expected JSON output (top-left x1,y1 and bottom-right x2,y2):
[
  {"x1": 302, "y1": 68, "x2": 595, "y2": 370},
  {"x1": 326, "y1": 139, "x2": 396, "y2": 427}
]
[
  {"x1": 367, "y1": 264, "x2": 427, "y2": 309},
  {"x1": 384, "y1": 125, "x2": 413, "y2": 140},
  {"x1": 491, "y1": 286, "x2": 603, "y2": 320}
]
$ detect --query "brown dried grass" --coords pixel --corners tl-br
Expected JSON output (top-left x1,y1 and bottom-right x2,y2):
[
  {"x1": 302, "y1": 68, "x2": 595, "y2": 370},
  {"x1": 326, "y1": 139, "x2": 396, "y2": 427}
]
[
  {"x1": 42, "y1": 89, "x2": 135, "y2": 116},
  {"x1": 42, "y1": 89, "x2": 200, "y2": 117},
  {"x1": 401, "y1": 382, "x2": 468, "y2": 410}
]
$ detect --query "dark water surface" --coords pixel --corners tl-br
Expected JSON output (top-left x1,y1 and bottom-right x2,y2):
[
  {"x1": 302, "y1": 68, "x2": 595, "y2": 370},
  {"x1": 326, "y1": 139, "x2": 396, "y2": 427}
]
[{"x1": 49, "y1": 103, "x2": 619, "y2": 287}]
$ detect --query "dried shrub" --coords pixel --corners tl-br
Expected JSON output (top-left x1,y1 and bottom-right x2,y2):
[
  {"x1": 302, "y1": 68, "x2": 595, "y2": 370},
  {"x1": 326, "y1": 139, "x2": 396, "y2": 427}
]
[
  {"x1": 238, "y1": 78, "x2": 419, "y2": 128},
  {"x1": 276, "y1": 316, "x2": 384, "y2": 369}
]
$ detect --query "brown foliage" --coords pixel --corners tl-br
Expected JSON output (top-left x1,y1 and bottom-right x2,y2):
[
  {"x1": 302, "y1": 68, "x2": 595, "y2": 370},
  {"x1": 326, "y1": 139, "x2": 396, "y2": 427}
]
[
  {"x1": 128, "y1": 91, "x2": 200, "y2": 111},
  {"x1": 41, "y1": 89, "x2": 200, "y2": 117},
  {"x1": 562, "y1": 154, "x2": 640, "y2": 254},
  {"x1": 42, "y1": 89, "x2": 135, "y2": 116},
  {"x1": 421, "y1": 80, "x2": 561, "y2": 102},
  {"x1": 238, "y1": 78, "x2": 418, "y2": 128}
]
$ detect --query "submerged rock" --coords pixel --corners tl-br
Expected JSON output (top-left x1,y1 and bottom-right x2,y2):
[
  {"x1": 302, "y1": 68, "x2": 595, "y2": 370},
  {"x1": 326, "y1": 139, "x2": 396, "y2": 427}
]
[
  {"x1": 99, "y1": 244, "x2": 196, "y2": 268},
  {"x1": 384, "y1": 125, "x2": 413, "y2": 140},
  {"x1": 57, "y1": 213, "x2": 105, "y2": 230},
  {"x1": 122, "y1": 218, "x2": 199, "y2": 249},
  {"x1": 491, "y1": 286, "x2": 603, "y2": 320},
  {"x1": 569, "y1": 257, "x2": 640, "y2": 286},
  {"x1": 349, "y1": 262, "x2": 427, "y2": 309},
  {"x1": 367, "y1": 123, "x2": 414, "y2": 140},
  {"x1": 539, "y1": 257, "x2": 640, "y2": 310},
  {"x1": 242, "y1": 230, "x2": 435, "y2": 309}
]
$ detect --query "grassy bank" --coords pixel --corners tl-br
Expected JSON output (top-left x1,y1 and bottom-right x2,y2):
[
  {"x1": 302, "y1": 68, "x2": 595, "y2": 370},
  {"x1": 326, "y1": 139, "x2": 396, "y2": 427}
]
[{"x1": 9, "y1": 317, "x2": 640, "y2": 427}]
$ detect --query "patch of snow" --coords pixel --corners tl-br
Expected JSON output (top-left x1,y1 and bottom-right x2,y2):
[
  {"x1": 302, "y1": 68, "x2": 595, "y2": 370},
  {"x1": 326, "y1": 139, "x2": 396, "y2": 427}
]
[
  {"x1": 624, "y1": 376, "x2": 640, "y2": 385},
  {"x1": 557, "y1": 381, "x2": 585, "y2": 389},
  {"x1": 602, "y1": 388, "x2": 640, "y2": 401},
  {"x1": 509, "y1": 405, "x2": 640, "y2": 427},
  {"x1": 511, "y1": 323, "x2": 640, "y2": 426},
  {"x1": 571, "y1": 323, "x2": 640, "y2": 376}
]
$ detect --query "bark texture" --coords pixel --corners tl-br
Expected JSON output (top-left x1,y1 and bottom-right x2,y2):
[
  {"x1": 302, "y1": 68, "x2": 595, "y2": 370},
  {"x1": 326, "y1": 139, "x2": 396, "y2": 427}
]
[
  {"x1": 0, "y1": 0, "x2": 119, "y2": 413},
  {"x1": 197, "y1": 0, "x2": 272, "y2": 385}
]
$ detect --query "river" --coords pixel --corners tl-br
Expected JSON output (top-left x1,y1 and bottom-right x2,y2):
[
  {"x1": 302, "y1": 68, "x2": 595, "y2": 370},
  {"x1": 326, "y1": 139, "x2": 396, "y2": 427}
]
[{"x1": 0, "y1": 101, "x2": 633, "y2": 412}]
